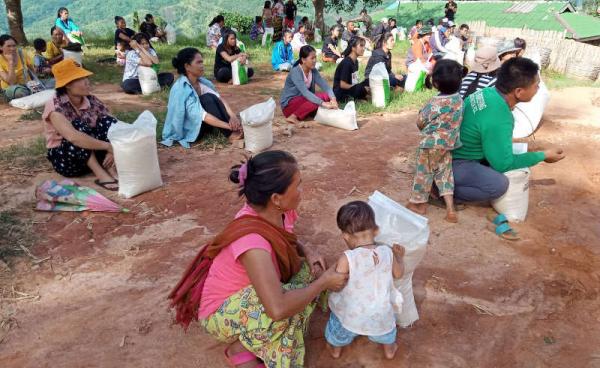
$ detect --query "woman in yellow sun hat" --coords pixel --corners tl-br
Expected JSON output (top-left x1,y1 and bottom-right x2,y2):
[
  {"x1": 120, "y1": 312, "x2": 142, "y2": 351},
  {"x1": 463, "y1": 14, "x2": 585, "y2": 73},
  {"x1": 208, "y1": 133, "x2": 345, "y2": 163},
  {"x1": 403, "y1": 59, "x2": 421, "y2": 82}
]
[{"x1": 42, "y1": 59, "x2": 119, "y2": 191}]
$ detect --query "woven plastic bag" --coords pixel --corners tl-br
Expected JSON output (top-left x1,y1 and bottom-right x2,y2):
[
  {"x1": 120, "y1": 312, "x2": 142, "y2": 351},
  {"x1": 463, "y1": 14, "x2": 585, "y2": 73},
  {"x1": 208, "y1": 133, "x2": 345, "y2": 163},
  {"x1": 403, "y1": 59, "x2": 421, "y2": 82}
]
[
  {"x1": 368, "y1": 191, "x2": 429, "y2": 327},
  {"x1": 405, "y1": 59, "x2": 427, "y2": 93},
  {"x1": 492, "y1": 168, "x2": 530, "y2": 222},
  {"x1": 107, "y1": 110, "x2": 163, "y2": 198},
  {"x1": 138, "y1": 66, "x2": 161, "y2": 95},
  {"x1": 369, "y1": 62, "x2": 391, "y2": 108},
  {"x1": 314, "y1": 101, "x2": 358, "y2": 131},
  {"x1": 62, "y1": 50, "x2": 83, "y2": 65},
  {"x1": 9, "y1": 89, "x2": 54, "y2": 110},
  {"x1": 240, "y1": 98, "x2": 275, "y2": 153}
]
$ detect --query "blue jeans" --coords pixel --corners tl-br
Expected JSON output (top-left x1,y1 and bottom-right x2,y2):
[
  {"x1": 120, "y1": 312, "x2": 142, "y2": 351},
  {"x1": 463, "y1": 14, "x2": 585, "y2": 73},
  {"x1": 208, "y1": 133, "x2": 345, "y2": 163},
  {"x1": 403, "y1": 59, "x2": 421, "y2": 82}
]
[
  {"x1": 452, "y1": 159, "x2": 509, "y2": 202},
  {"x1": 325, "y1": 312, "x2": 397, "y2": 347}
]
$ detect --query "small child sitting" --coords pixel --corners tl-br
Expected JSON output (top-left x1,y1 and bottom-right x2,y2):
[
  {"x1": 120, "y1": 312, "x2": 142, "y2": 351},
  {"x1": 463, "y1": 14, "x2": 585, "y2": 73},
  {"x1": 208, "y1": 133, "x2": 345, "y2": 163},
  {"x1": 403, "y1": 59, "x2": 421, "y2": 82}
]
[
  {"x1": 33, "y1": 38, "x2": 52, "y2": 78},
  {"x1": 407, "y1": 59, "x2": 464, "y2": 223},
  {"x1": 326, "y1": 201, "x2": 405, "y2": 360},
  {"x1": 250, "y1": 16, "x2": 265, "y2": 41},
  {"x1": 115, "y1": 41, "x2": 126, "y2": 66}
]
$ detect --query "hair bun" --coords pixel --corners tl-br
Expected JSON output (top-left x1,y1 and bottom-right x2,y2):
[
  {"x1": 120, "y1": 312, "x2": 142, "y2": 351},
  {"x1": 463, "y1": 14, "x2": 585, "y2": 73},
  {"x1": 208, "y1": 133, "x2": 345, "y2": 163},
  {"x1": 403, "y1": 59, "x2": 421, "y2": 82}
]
[{"x1": 229, "y1": 165, "x2": 241, "y2": 184}]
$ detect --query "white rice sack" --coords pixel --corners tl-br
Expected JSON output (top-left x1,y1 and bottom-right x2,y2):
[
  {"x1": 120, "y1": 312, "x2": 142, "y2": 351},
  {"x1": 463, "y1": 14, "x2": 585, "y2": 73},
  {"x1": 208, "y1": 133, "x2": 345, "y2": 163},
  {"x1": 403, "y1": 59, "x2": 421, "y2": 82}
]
[
  {"x1": 107, "y1": 110, "x2": 163, "y2": 198},
  {"x1": 492, "y1": 168, "x2": 530, "y2": 222},
  {"x1": 314, "y1": 101, "x2": 358, "y2": 131},
  {"x1": 9, "y1": 89, "x2": 54, "y2": 110},
  {"x1": 405, "y1": 59, "x2": 428, "y2": 93},
  {"x1": 262, "y1": 28, "x2": 274, "y2": 47},
  {"x1": 165, "y1": 24, "x2": 176, "y2": 45},
  {"x1": 369, "y1": 62, "x2": 391, "y2": 108},
  {"x1": 368, "y1": 191, "x2": 429, "y2": 327},
  {"x1": 138, "y1": 66, "x2": 161, "y2": 95},
  {"x1": 63, "y1": 50, "x2": 83, "y2": 65},
  {"x1": 513, "y1": 77, "x2": 549, "y2": 139},
  {"x1": 240, "y1": 98, "x2": 275, "y2": 153}
]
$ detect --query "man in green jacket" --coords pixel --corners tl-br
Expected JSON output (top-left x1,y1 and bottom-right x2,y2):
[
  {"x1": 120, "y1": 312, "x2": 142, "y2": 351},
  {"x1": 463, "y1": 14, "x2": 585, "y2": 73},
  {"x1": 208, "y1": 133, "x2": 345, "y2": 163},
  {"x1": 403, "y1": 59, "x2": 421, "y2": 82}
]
[{"x1": 452, "y1": 57, "x2": 565, "y2": 202}]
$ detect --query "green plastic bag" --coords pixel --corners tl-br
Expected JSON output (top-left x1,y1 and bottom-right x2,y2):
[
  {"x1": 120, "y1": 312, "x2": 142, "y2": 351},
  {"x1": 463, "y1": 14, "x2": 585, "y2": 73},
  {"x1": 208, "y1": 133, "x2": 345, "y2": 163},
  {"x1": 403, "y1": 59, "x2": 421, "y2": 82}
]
[{"x1": 232, "y1": 60, "x2": 249, "y2": 85}]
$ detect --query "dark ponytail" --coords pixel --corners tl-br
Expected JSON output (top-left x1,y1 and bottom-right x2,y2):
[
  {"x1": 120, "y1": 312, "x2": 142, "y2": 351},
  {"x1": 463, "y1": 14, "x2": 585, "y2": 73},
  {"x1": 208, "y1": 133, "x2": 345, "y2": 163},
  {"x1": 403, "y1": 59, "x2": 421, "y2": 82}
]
[
  {"x1": 172, "y1": 47, "x2": 200, "y2": 75},
  {"x1": 209, "y1": 15, "x2": 225, "y2": 27},
  {"x1": 229, "y1": 150, "x2": 298, "y2": 207},
  {"x1": 375, "y1": 32, "x2": 394, "y2": 50},
  {"x1": 342, "y1": 36, "x2": 365, "y2": 58},
  {"x1": 293, "y1": 44, "x2": 316, "y2": 67}
]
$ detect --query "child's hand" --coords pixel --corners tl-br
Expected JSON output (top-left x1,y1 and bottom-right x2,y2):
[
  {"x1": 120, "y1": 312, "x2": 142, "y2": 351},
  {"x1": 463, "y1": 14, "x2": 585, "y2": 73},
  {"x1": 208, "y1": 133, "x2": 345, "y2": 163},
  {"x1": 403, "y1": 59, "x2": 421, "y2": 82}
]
[{"x1": 392, "y1": 244, "x2": 405, "y2": 259}]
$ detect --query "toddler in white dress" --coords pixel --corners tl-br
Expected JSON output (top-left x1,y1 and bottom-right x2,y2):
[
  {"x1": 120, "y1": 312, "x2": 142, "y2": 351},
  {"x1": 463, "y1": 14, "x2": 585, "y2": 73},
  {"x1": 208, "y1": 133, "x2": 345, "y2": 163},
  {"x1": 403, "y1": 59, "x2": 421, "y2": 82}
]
[{"x1": 326, "y1": 200, "x2": 405, "y2": 360}]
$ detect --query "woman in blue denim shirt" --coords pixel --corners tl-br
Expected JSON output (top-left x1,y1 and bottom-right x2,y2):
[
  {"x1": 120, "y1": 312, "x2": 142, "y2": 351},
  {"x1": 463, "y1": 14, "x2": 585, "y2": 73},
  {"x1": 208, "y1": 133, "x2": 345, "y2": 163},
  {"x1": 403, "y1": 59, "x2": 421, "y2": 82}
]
[{"x1": 161, "y1": 48, "x2": 243, "y2": 148}]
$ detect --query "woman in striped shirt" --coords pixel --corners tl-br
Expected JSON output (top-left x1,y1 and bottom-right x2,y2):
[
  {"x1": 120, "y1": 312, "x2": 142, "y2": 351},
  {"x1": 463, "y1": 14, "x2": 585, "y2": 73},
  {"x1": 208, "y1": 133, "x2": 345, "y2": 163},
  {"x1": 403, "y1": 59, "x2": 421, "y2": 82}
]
[{"x1": 459, "y1": 46, "x2": 500, "y2": 99}]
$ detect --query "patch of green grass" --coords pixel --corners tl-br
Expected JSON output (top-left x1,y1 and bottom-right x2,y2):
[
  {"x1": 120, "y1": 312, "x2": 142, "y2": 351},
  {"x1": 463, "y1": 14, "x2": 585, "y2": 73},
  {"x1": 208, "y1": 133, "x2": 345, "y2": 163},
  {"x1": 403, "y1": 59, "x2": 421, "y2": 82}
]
[
  {"x1": 0, "y1": 211, "x2": 36, "y2": 261},
  {"x1": 196, "y1": 131, "x2": 230, "y2": 150},
  {"x1": 0, "y1": 136, "x2": 47, "y2": 169},
  {"x1": 542, "y1": 69, "x2": 599, "y2": 90},
  {"x1": 18, "y1": 110, "x2": 42, "y2": 121},
  {"x1": 355, "y1": 88, "x2": 436, "y2": 115}
]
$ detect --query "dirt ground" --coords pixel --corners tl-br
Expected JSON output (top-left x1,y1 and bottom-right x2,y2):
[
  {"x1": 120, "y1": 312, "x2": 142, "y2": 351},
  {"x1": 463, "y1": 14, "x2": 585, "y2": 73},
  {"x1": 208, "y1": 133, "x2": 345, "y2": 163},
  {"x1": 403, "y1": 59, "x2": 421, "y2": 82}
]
[{"x1": 1, "y1": 79, "x2": 600, "y2": 368}]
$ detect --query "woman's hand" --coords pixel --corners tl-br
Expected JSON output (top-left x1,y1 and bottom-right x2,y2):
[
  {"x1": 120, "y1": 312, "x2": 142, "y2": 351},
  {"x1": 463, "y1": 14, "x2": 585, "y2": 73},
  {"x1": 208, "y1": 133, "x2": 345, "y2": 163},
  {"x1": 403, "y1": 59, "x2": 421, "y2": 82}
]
[
  {"x1": 129, "y1": 40, "x2": 139, "y2": 50},
  {"x1": 319, "y1": 263, "x2": 348, "y2": 292},
  {"x1": 238, "y1": 53, "x2": 248, "y2": 64},
  {"x1": 229, "y1": 115, "x2": 242, "y2": 131},
  {"x1": 321, "y1": 101, "x2": 337, "y2": 110},
  {"x1": 329, "y1": 98, "x2": 339, "y2": 109},
  {"x1": 103, "y1": 153, "x2": 115, "y2": 168},
  {"x1": 105, "y1": 142, "x2": 114, "y2": 154}
]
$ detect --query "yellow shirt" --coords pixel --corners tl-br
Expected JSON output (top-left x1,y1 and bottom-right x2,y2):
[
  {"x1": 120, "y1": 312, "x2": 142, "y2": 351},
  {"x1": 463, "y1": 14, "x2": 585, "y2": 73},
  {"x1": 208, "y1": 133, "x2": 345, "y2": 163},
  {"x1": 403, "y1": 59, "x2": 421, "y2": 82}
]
[
  {"x1": 0, "y1": 49, "x2": 34, "y2": 89},
  {"x1": 45, "y1": 41, "x2": 64, "y2": 61}
]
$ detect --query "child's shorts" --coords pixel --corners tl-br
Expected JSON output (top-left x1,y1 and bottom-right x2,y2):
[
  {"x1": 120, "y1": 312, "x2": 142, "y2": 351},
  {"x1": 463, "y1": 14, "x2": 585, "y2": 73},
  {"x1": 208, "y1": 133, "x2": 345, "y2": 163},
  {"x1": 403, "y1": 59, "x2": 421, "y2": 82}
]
[{"x1": 325, "y1": 312, "x2": 397, "y2": 347}]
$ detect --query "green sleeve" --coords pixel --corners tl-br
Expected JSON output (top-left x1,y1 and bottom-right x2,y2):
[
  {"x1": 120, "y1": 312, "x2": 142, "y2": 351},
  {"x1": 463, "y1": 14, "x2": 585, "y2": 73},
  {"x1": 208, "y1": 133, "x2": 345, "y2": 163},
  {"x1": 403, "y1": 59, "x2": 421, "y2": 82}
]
[{"x1": 481, "y1": 110, "x2": 545, "y2": 172}]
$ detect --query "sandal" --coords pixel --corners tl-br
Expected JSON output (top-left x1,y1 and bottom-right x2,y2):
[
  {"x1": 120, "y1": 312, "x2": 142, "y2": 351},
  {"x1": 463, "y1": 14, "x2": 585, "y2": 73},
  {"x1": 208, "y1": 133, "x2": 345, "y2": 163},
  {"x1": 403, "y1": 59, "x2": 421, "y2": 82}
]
[
  {"x1": 487, "y1": 212, "x2": 520, "y2": 241},
  {"x1": 224, "y1": 346, "x2": 260, "y2": 367},
  {"x1": 94, "y1": 179, "x2": 118, "y2": 192}
]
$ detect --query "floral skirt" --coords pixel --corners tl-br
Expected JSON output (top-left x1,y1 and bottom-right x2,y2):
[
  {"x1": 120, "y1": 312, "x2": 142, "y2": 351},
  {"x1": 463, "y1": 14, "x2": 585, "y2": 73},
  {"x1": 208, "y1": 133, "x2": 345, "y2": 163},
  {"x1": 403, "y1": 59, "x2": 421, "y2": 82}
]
[{"x1": 200, "y1": 262, "x2": 318, "y2": 368}]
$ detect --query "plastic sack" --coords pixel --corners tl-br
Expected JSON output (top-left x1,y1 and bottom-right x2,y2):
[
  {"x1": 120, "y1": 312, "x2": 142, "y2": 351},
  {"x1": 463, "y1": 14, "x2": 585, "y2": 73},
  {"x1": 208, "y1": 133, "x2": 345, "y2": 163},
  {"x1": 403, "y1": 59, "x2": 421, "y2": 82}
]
[
  {"x1": 340, "y1": 40, "x2": 348, "y2": 54},
  {"x1": 9, "y1": 89, "x2": 54, "y2": 110},
  {"x1": 137, "y1": 66, "x2": 161, "y2": 95},
  {"x1": 262, "y1": 27, "x2": 274, "y2": 46},
  {"x1": 314, "y1": 101, "x2": 358, "y2": 131},
  {"x1": 368, "y1": 191, "x2": 429, "y2": 327},
  {"x1": 513, "y1": 79, "x2": 549, "y2": 139},
  {"x1": 240, "y1": 98, "x2": 275, "y2": 153},
  {"x1": 277, "y1": 62, "x2": 292, "y2": 72},
  {"x1": 369, "y1": 62, "x2": 391, "y2": 108},
  {"x1": 63, "y1": 50, "x2": 83, "y2": 65},
  {"x1": 232, "y1": 60, "x2": 249, "y2": 85},
  {"x1": 405, "y1": 60, "x2": 427, "y2": 93},
  {"x1": 464, "y1": 45, "x2": 476, "y2": 69},
  {"x1": 443, "y1": 37, "x2": 464, "y2": 65},
  {"x1": 314, "y1": 28, "x2": 322, "y2": 43},
  {"x1": 492, "y1": 168, "x2": 530, "y2": 222},
  {"x1": 165, "y1": 24, "x2": 176, "y2": 45},
  {"x1": 107, "y1": 110, "x2": 163, "y2": 198}
]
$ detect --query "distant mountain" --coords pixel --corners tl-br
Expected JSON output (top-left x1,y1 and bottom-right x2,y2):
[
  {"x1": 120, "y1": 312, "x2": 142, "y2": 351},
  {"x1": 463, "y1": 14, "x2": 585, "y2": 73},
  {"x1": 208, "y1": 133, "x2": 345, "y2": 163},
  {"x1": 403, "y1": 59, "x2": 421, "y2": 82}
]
[{"x1": 0, "y1": 0, "x2": 392, "y2": 39}]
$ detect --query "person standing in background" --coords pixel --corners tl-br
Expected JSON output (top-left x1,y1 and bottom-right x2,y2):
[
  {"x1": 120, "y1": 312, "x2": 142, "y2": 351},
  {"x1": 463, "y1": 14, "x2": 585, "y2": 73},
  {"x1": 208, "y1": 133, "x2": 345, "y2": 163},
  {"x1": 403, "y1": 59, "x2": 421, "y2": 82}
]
[{"x1": 445, "y1": 0, "x2": 458, "y2": 21}]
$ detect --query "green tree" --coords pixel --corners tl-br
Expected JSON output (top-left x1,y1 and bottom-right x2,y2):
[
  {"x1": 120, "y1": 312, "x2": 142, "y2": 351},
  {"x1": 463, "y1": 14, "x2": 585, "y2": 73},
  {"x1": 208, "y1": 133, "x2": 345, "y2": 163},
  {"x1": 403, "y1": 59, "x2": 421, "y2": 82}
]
[
  {"x1": 3, "y1": 0, "x2": 27, "y2": 44},
  {"x1": 297, "y1": 0, "x2": 383, "y2": 33}
]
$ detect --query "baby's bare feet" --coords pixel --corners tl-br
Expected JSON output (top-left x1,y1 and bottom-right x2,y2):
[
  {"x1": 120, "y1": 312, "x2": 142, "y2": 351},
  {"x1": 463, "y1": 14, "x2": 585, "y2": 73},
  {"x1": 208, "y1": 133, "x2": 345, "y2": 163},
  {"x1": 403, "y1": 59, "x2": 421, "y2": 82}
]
[
  {"x1": 383, "y1": 342, "x2": 398, "y2": 360},
  {"x1": 327, "y1": 344, "x2": 342, "y2": 359}
]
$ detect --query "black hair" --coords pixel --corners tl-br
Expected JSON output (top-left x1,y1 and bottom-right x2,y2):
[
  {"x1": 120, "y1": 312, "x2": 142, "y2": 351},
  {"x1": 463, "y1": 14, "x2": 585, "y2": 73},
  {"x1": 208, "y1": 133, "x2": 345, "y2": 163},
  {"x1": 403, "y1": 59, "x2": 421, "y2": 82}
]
[
  {"x1": 294, "y1": 44, "x2": 316, "y2": 66},
  {"x1": 0, "y1": 34, "x2": 17, "y2": 53},
  {"x1": 360, "y1": 8, "x2": 367, "y2": 14},
  {"x1": 229, "y1": 150, "x2": 298, "y2": 207},
  {"x1": 426, "y1": 18, "x2": 434, "y2": 26},
  {"x1": 514, "y1": 37, "x2": 526, "y2": 51},
  {"x1": 496, "y1": 57, "x2": 539, "y2": 94},
  {"x1": 57, "y1": 7, "x2": 68, "y2": 18},
  {"x1": 255, "y1": 16, "x2": 263, "y2": 23},
  {"x1": 342, "y1": 36, "x2": 366, "y2": 57},
  {"x1": 132, "y1": 32, "x2": 153, "y2": 49},
  {"x1": 264, "y1": 1, "x2": 271, "y2": 9},
  {"x1": 416, "y1": 19, "x2": 423, "y2": 25},
  {"x1": 336, "y1": 201, "x2": 377, "y2": 234},
  {"x1": 33, "y1": 38, "x2": 46, "y2": 52},
  {"x1": 114, "y1": 16, "x2": 124, "y2": 25},
  {"x1": 330, "y1": 25, "x2": 340, "y2": 34},
  {"x1": 209, "y1": 15, "x2": 225, "y2": 27},
  {"x1": 459, "y1": 23, "x2": 469, "y2": 30},
  {"x1": 376, "y1": 32, "x2": 394, "y2": 49},
  {"x1": 145, "y1": 14, "x2": 153, "y2": 21},
  {"x1": 389, "y1": 18, "x2": 397, "y2": 24},
  {"x1": 222, "y1": 30, "x2": 237, "y2": 51},
  {"x1": 172, "y1": 47, "x2": 200, "y2": 75},
  {"x1": 50, "y1": 26, "x2": 57, "y2": 36},
  {"x1": 301, "y1": 16, "x2": 308, "y2": 22},
  {"x1": 428, "y1": 59, "x2": 464, "y2": 94},
  {"x1": 55, "y1": 86, "x2": 68, "y2": 96}
]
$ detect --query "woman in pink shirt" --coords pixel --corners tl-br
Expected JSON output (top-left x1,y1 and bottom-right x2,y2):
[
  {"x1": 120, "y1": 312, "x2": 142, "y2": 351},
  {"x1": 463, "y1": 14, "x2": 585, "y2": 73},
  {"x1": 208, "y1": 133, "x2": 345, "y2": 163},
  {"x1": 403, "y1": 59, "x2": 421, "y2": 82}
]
[{"x1": 174, "y1": 150, "x2": 347, "y2": 368}]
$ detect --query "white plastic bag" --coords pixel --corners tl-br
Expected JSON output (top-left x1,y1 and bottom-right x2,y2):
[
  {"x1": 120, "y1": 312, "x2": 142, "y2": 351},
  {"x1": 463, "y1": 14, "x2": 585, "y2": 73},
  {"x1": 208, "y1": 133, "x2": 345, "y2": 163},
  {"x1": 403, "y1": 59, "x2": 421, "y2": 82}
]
[
  {"x1": 62, "y1": 50, "x2": 83, "y2": 65},
  {"x1": 137, "y1": 66, "x2": 161, "y2": 95},
  {"x1": 464, "y1": 45, "x2": 476, "y2": 69},
  {"x1": 513, "y1": 80, "x2": 549, "y2": 138},
  {"x1": 368, "y1": 191, "x2": 429, "y2": 327},
  {"x1": 232, "y1": 60, "x2": 249, "y2": 85},
  {"x1": 492, "y1": 168, "x2": 530, "y2": 222},
  {"x1": 277, "y1": 62, "x2": 292, "y2": 72},
  {"x1": 369, "y1": 62, "x2": 391, "y2": 108},
  {"x1": 314, "y1": 101, "x2": 358, "y2": 131},
  {"x1": 443, "y1": 37, "x2": 464, "y2": 65},
  {"x1": 405, "y1": 59, "x2": 428, "y2": 93},
  {"x1": 262, "y1": 27, "x2": 274, "y2": 47},
  {"x1": 107, "y1": 110, "x2": 163, "y2": 198},
  {"x1": 165, "y1": 24, "x2": 176, "y2": 45},
  {"x1": 314, "y1": 28, "x2": 322, "y2": 43},
  {"x1": 240, "y1": 98, "x2": 275, "y2": 153},
  {"x1": 9, "y1": 89, "x2": 54, "y2": 110}
]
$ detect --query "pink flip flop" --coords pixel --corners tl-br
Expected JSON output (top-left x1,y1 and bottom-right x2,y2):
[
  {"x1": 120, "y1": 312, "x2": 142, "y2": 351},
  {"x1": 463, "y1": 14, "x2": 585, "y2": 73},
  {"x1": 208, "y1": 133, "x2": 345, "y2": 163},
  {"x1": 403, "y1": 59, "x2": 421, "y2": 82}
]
[{"x1": 224, "y1": 346, "x2": 261, "y2": 367}]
